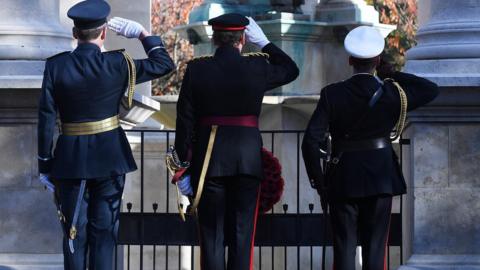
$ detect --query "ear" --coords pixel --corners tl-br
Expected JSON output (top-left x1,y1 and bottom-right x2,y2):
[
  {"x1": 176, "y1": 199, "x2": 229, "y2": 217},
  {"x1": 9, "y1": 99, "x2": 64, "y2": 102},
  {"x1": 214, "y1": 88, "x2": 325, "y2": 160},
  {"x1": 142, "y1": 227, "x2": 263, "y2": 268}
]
[
  {"x1": 240, "y1": 32, "x2": 246, "y2": 46},
  {"x1": 101, "y1": 27, "x2": 107, "y2": 40},
  {"x1": 72, "y1": 28, "x2": 78, "y2": 39}
]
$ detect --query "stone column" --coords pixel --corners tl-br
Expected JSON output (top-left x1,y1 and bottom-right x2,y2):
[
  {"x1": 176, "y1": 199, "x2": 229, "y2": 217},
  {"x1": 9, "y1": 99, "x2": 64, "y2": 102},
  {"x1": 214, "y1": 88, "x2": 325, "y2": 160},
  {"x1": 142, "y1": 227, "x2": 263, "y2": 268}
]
[
  {"x1": 400, "y1": 0, "x2": 480, "y2": 269},
  {"x1": 0, "y1": 0, "x2": 159, "y2": 268},
  {"x1": 0, "y1": 0, "x2": 71, "y2": 60},
  {"x1": 0, "y1": 1, "x2": 73, "y2": 269},
  {"x1": 0, "y1": 0, "x2": 73, "y2": 89},
  {"x1": 315, "y1": 0, "x2": 395, "y2": 37}
]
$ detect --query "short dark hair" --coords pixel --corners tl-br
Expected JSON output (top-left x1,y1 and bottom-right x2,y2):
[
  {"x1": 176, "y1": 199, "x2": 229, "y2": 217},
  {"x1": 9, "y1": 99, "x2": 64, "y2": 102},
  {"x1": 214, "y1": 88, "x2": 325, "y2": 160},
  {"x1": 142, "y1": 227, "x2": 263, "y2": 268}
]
[
  {"x1": 73, "y1": 24, "x2": 105, "y2": 41},
  {"x1": 212, "y1": 30, "x2": 244, "y2": 47},
  {"x1": 350, "y1": 56, "x2": 380, "y2": 72}
]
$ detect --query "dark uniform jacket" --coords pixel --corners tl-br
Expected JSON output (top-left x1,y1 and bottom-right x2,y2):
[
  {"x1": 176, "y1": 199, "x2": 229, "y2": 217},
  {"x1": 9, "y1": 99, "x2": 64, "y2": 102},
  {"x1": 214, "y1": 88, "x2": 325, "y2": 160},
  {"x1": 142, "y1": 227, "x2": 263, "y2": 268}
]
[
  {"x1": 302, "y1": 72, "x2": 439, "y2": 200},
  {"x1": 175, "y1": 43, "x2": 299, "y2": 182},
  {"x1": 38, "y1": 36, "x2": 174, "y2": 179}
]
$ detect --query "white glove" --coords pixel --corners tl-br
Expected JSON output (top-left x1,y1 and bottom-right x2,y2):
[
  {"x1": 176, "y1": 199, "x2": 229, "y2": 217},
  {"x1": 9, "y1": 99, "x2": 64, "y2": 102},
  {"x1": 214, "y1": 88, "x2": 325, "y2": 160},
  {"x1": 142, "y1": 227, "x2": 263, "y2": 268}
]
[
  {"x1": 108, "y1": 17, "x2": 145, "y2": 39},
  {"x1": 39, "y1": 173, "x2": 55, "y2": 193},
  {"x1": 245, "y1": 17, "x2": 270, "y2": 49},
  {"x1": 177, "y1": 175, "x2": 193, "y2": 196}
]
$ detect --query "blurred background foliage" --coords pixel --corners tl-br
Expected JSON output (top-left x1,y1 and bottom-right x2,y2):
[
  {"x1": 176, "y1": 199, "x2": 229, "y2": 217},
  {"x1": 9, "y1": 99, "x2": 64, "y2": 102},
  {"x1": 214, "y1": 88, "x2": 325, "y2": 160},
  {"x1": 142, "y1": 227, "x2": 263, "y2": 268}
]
[
  {"x1": 151, "y1": 0, "x2": 202, "y2": 96},
  {"x1": 151, "y1": 0, "x2": 418, "y2": 95},
  {"x1": 367, "y1": 0, "x2": 418, "y2": 70}
]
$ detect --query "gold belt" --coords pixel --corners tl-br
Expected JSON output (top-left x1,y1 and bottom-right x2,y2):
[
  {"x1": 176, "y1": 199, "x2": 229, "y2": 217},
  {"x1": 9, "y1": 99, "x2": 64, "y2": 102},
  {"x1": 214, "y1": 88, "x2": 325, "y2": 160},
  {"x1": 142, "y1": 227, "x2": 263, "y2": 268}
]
[{"x1": 61, "y1": 115, "x2": 120, "y2": 136}]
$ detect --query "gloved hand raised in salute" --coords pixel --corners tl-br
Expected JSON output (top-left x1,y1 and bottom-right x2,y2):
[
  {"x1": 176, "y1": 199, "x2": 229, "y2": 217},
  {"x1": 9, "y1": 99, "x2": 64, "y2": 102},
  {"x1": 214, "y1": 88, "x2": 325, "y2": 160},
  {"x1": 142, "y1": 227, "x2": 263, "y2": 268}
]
[
  {"x1": 108, "y1": 17, "x2": 149, "y2": 39},
  {"x1": 245, "y1": 17, "x2": 270, "y2": 49}
]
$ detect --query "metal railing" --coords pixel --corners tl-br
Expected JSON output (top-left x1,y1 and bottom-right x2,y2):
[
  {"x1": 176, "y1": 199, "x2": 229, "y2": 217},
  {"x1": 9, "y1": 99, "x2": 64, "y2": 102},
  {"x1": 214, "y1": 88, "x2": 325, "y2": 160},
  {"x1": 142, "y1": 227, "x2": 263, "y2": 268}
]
[{"x1": 115, "y1": 129, "x2": 408, "y2": 270}]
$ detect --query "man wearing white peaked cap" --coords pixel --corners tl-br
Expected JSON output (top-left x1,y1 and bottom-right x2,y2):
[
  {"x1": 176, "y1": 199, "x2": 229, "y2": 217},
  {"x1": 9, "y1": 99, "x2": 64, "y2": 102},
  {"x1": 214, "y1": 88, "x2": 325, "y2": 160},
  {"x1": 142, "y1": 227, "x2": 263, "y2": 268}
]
[
  {"x1": 302, "y1": 26, "x2": 439, "y2": 270},
  {"x1": 345, "y1": 25, "x2": 386, "y2": 59}
]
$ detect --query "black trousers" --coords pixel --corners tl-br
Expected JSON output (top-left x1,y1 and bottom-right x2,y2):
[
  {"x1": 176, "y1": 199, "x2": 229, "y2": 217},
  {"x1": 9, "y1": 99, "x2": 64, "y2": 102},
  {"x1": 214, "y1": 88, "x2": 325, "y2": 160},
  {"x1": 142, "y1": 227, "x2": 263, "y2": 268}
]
[
  {"x1": 54, "y1": 175, "x2": 125, "y2": 270},
  {"x1": 329, "y1": 195, "x2": 392, "y2": 270},
  {"x1": 197, "y1": 175, "x2": 261, "y2": 270}
]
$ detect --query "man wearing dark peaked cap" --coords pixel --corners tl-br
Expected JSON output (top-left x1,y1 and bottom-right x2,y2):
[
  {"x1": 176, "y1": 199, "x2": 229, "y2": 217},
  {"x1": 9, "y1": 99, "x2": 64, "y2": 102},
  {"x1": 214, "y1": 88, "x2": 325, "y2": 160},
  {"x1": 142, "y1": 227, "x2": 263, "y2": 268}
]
[
  {"x1": 37, "y1": 1, "x2": 174, "y2": 269},
  {"x1": 174, "y1": 13, "x2": 299, "y2": 270},
  {"x1": 302, "y1": 26, "x2": 439, "y2": 270}
]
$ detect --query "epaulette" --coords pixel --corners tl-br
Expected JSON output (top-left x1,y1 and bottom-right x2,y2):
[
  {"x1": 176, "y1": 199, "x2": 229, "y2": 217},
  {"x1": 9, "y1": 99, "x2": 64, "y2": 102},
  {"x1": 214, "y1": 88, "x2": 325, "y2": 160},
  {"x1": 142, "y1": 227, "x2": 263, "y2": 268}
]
[
  {"x1": 189, "y1": 55, "x2": 213, "y2": 63},
  {"x1": 243, "y1": 52, "x2": 269, "y2": 59},
  {"x1": 47, "y1": 51, "x2": 70, "y2": 60},
  {"x1": 104, "y1": 48, "x2": 126, "y2": 54}
]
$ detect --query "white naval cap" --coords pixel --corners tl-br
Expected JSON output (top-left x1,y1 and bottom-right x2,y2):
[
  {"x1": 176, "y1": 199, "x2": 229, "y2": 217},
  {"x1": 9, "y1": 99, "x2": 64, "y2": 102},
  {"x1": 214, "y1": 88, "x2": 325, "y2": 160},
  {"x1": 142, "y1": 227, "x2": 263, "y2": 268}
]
[{"x1": 344, "y1": 26, "x2": 385, "y2": 59}]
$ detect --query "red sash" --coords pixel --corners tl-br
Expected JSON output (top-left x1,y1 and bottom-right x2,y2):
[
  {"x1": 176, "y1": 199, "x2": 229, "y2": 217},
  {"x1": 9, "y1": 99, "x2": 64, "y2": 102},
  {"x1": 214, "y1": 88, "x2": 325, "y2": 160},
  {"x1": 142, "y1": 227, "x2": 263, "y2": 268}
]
[{"x1": 199, "y1": 115, "x2": 259, "y2": 128}]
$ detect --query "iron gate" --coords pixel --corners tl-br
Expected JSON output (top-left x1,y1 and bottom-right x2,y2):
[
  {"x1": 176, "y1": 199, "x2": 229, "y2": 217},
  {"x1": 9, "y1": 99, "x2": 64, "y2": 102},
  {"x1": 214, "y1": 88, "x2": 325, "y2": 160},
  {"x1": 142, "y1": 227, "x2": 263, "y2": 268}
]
[{"x1": 116, "y1": 129, "x2": 408, "y2": 270}]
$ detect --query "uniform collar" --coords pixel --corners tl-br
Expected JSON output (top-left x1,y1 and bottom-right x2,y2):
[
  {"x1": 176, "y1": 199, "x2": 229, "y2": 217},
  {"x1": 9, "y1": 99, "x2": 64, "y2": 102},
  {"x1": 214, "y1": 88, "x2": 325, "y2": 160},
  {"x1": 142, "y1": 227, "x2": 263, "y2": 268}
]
[
  {"x1": 351, "y1": 73, "x2": 383, "y2": 83},
  {"x1": 214, "y1": 45, "x2": 242, "y2": 59},
  {"x1": 75, "y1": 42, "x2": 101, "y2": 51},
  {"x1": 352, "y1": 72, "x2": 373, "y2": 76}
]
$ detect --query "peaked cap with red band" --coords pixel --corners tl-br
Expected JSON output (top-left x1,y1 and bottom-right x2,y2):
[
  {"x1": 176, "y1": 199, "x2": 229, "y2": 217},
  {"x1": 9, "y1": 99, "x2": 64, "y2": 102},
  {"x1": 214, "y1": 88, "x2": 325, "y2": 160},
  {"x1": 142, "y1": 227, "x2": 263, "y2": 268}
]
[{"x1": 208, "y1": 13, "x2": 249, "y2": 31}]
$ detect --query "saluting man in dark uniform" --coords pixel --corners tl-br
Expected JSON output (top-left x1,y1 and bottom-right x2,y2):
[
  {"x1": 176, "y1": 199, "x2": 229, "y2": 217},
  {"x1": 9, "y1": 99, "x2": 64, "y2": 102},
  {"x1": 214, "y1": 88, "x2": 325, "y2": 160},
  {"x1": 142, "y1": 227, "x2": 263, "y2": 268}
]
[
  {"x1": 174, "y1": 13, "x2": 299, "y2": 270},
  {"x1": 302, "y1": 26, "x2": 439, "y2": 270},
  {"x1": 37, "y1": 1, "x2": 174, "y2": 269}
]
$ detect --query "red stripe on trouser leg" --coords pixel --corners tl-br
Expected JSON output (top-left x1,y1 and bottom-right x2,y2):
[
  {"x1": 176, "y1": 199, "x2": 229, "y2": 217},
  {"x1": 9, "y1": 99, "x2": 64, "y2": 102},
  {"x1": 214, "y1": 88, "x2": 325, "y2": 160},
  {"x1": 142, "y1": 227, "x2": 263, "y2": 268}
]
[{"x1": 249, "y1": 188, "x2": 261, "y2": 270}]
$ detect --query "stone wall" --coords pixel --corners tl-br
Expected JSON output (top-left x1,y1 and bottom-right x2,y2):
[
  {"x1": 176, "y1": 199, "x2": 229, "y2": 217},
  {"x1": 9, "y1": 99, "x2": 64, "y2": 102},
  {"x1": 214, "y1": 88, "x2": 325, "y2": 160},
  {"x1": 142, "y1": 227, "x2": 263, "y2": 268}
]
[{"x1": 400, "y1": 0, "x2": 480, "y2": 268}]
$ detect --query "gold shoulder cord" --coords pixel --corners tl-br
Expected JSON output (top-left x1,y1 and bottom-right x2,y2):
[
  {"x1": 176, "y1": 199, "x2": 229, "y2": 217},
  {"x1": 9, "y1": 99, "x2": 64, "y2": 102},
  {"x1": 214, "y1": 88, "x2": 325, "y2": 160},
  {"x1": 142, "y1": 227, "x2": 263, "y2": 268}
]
[
  {"x1": 190, "y1": 55, "x2": 213, "y2": 62},
  {"x1": 390, "y1": 80, "x2": 408, "y2": 141},
  {"x1": 188, "y1": 125, "x2": 218, "y2": 216},
  {"x1": 121, "y1": 51, "x2": 136, "y2": 109},
  {"x1": 243, "y1": 52, "x2": 270, "y2": 59}
]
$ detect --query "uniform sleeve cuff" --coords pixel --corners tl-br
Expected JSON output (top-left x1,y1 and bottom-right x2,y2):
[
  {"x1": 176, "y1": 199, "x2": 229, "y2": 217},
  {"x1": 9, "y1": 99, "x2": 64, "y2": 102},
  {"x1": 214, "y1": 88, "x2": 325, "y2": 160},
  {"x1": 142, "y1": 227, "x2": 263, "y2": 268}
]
[
  {"x1": 141, "y1": 36, "x2": 165, "y2": 55},
  {"x1": 258, "y1": 40, "x2": 271, "y2": 49}
]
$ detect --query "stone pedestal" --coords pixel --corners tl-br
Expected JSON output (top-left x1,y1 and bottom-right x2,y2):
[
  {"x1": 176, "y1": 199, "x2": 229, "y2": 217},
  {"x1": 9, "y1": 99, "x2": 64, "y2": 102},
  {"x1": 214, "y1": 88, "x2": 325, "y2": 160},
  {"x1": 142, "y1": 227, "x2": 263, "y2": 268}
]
[
  {"x1": 400, "y1": 0, "x2": 480, "y2": 269},
  {"x1": 189, "y1": 0, "x2": 272, "y2": 23},
  {"x1": 315, "y1": 0, "x2": 379, "y2": 24},
  {"x1": 314, "y1": 0, "x2": 396, "y2": 38}
]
